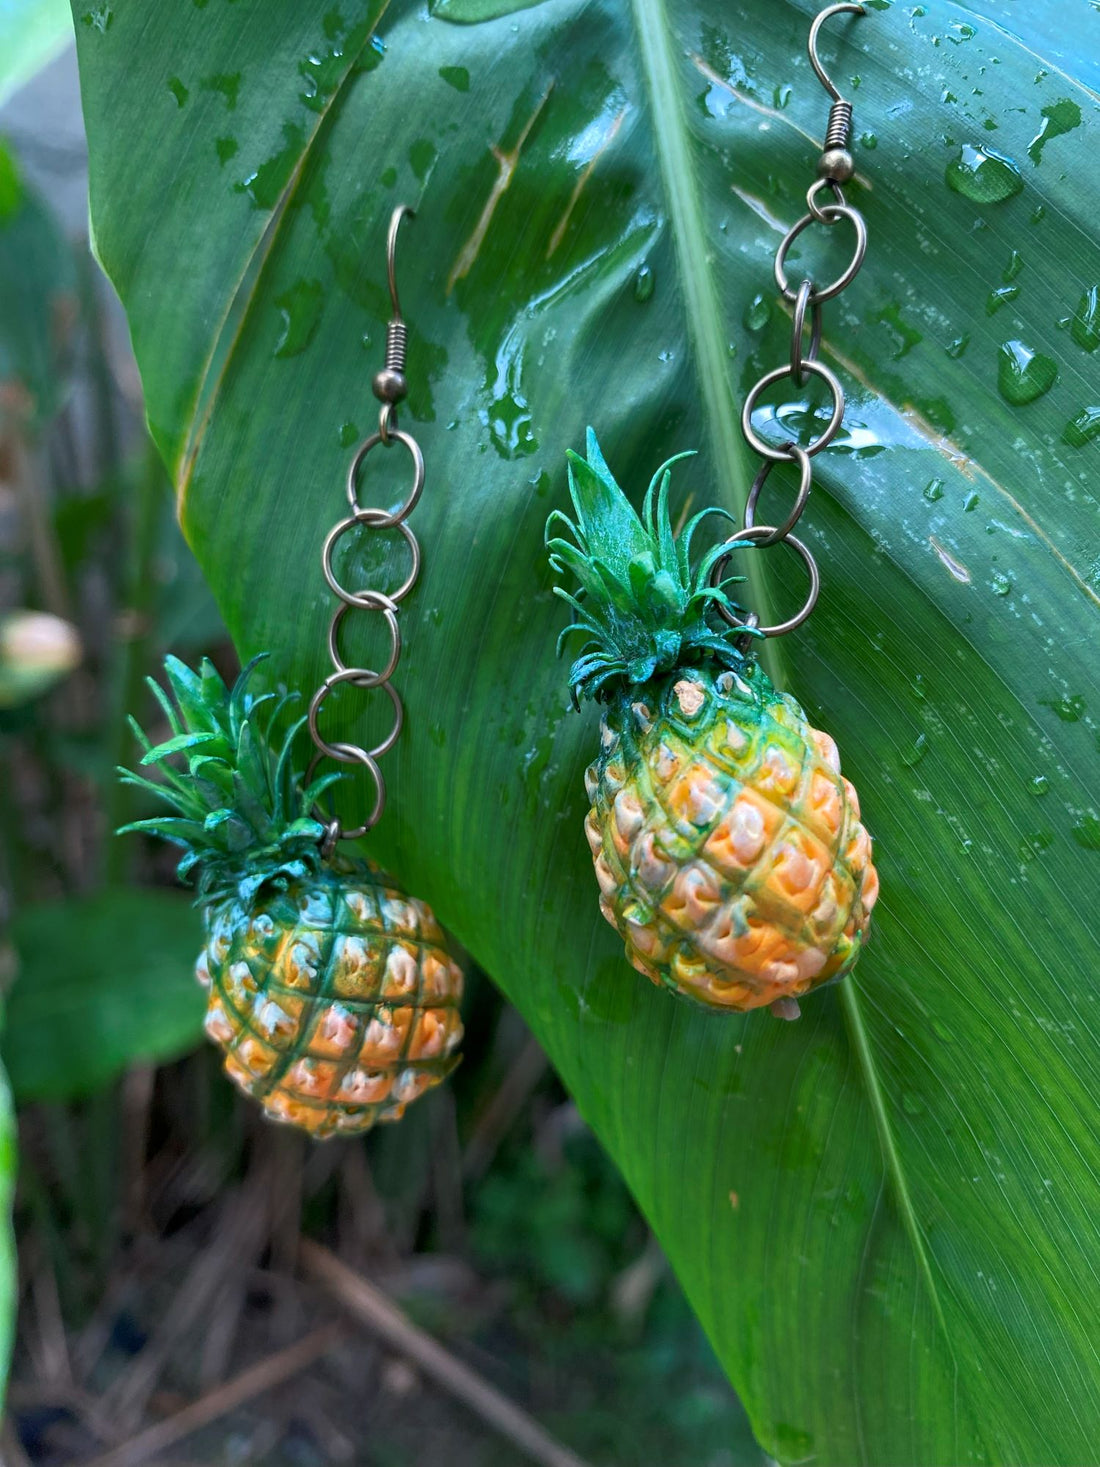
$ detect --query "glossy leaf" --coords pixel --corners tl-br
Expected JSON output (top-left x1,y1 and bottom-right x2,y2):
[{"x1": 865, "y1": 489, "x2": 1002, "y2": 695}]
[
  {"x1": 6, "y1": 890, "x2": 204, "y2": 1101},
  {"x1": 72, "y1": 1, "x2": 1100, "y2": 1461}
]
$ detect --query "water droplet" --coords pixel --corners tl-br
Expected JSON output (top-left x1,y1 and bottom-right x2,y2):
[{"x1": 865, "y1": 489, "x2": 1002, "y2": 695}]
[
  {"x1": 1043, "y1": 694, "x2": 1085, "y2": 722},
  {"x1": 986, "y1": 284, "x2": 1019, "y2": 316},
  {"x1": 1030, "y1": 204, "x2": 1046, "y2": 224},
  {"x1": 859, "y1": 131, "x2": 877, "y2": 149},
  {"x1": 900, "y1": 733, "x2": 928, "y2": 768},
  {"x1": 633, "y1": 264, "x2": 655, "y2": 303},
  {"x1": 215, "y1": 136, "x2": 238, "y2": 166},
  {"x1": 774, "y1": 83, "x2": 792, "y2": 109},
  {"x1": 997, "y1": 339, "x2": 1057, "y2": 404},
  {"x1": 439, "y1": 65, "x2": 469, "y2": 92},
  {"x1": 427, "y1": 721, "x2": 447, "y2": 748},
  {"x1": 409, "y1": 137, "x2": 437, "y2": 183},
  {"x1": 1027, "y1": 98, "x2": 1082, "y2": 164},
  {"x1": 923, "y1": 478, "x2": 945, "y2": 503},
  {"x1": 236, "y1": 123, "x2": 305, "y2": 209},
  {"x1": 80, "y1": 4, "x2": 112, "y2": 33},
  {"x1": 990, "y1": 572, "x2": 1011, "y2": 596},
  {"x1": 1062, "y1": 406, "x2": 1100, "y2": 448},
  {"x1": 1002, "y1": 250, "x2": 1024, "y2": 282},
  {"x1": 299, "y1": 14, "x2": 377, "y2": 111},
  {"x1": 876, "y1": 302, "x2": 923, "y2": 358},
  {"x1": 945, "y1": 144, "x2": 1023, "y2": 203},
  {"x1": 946, "y1": 335, "x2": 970, "y2": 359},
  {"x1": 743, "y1": 293, "x2": 770, "y2": 331},
  {"x1": 201, "y1": 71, "x2": 241, "y2": 110},
  {"x1": 964, "y1": 491, "x2": 980, "y2": 512},
  {"x1": 947, "y1": 21, "x2": 976, "y2": 42},
  {"x1": 168, "y1": 76, "x2": 189, "y2": 107},
  {"x1": 1029, "y1": 775, "x2": 1049, "y2": 797},
  {"x1": 273, "y1": 279, "x2": 324, "y2": 358},
  {"x1": 1071, "y1": 286, "x2": 1100, "y2": 352},
  {"x1": 380, "y1": 165, "x2": 397, "y2": 189},
  {"x1": 1072, "y1": 815, "x2": 1100, "y2": 852},
  {"x1": 338, "y1": 420, "x2": 359, "y2": 447}
]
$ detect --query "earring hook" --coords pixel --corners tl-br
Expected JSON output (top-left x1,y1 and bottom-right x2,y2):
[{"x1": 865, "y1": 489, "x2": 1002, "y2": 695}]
[
  {"x1": 807, "y1": 2, "x2": 865, "y2": 103},
  {"x1": 386, "y1": 203, "x2": 415, "y2": 321}
]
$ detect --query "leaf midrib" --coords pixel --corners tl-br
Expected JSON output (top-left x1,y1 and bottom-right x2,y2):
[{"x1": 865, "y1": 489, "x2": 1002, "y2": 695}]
[
  {"x1": 627, "y1": 0, "x2": 781, "y2": 684},
  {"x1": 626, "y1": 0, "x2": 983, "y2": 1455}
]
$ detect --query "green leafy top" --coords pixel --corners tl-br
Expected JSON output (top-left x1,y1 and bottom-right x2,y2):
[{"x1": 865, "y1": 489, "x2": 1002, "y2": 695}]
[
  {"x1": 119, "y1": 655, "x2": 339, "y2": 902},
  {"x1": 546, "y1": 429, "x2": 750, "y2": 704}
]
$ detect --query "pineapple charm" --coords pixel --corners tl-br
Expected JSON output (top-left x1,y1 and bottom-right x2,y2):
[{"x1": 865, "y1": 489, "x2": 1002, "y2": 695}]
[
  {"x1": 547, "y1": 433, "x2": 878, "y2": 1018},
  {"x1": 121, "y1": 657, "x2": 464, "y2": 1137}
]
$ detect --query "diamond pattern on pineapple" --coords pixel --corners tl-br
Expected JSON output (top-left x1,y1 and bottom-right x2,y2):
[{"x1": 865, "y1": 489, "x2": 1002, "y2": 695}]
[
  {"x1": 586, "y1": 666, "x2": 877, "y2": 1013},
  {"x1": 199, "y1": 865, "x2": 463, "y2": 1137}
]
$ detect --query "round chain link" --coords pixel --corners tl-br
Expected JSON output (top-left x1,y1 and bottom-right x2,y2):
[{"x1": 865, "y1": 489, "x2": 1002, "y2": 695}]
[
  {"x1": 711, "y1": 2, "x2": 868, "y2": 641},
  {"x1": 307, "y1": 205, "x2": 421, "y2": 839}
]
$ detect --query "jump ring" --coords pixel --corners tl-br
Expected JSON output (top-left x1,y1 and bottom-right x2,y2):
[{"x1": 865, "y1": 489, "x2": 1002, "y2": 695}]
[
  {"x1": 306, "y1": 743, "x2": 385, "y2": 838},
  {"x1": 322, "y1": 511, "x2": 421, "y2": 607},
  {"x1": 710, "y1": 527, "x2": 820, "y2": 637},
  {"x1": 775, "y1": 203, "x2": 866, "y2": 303},
  {"x1": 806, "y1": 177, "x2": 845, "y2": 223},
  {"x1": 309, "y1": 671, "x2": 404, "y2": 763},
  {"x1": 741, "y1": 358, "x2": 845, "y2": 461},
  {"x1": 789, "y1": 279, "x2": 823, "y2": 387},
  {"x1": 327, "y1": 597, "x2": 401, "y2": 684},
  {"x1": 345, "y1": 427, "x2": 425, "y2": 523},
  {"x1": 745, "y1": 447, "x2": 813, "y2": 544}
]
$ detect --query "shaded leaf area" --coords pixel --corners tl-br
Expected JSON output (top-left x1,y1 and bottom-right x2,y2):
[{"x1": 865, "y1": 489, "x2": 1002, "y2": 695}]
[
  {"x1": 6, "y1": 890, "x2": 205, "y2": 1101},
  {"x1": 74, "y1": 0, "x2": 1100, "y2": 1461}
]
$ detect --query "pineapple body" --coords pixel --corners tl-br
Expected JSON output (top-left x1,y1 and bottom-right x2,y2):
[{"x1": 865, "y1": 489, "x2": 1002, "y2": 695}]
[
  {"x1": 585, "y1": 665, "x2": 878, "y2": 1012},
  {"x1": 196, "y1": 862, "x2": 464, "y2": 1138}
]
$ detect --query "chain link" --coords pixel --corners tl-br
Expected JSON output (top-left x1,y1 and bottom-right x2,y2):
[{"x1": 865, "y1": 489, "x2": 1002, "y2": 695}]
[
  {"x1": 307, "y1": 206, "x2": 419, "y2": 841},
  {"x1": 712, "y1": 2, "x2": 867, "y2": 642}
]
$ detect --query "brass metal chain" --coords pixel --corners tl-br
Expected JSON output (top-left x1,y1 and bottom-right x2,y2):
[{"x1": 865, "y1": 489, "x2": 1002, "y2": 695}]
[
  {"x1": 712, "y1": 2, "x2": 867, "y2": 642},
  {"x1": 307, "y1": 205, "x2": 422, "y2": 848}
]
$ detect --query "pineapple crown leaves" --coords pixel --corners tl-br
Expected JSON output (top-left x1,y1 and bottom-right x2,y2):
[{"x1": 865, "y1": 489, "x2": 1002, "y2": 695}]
[
  {"x1": 546, "y1": 428, "x2": 756, "y2": 704},
  {"x1": 118, "y1": 654, "x2": 343, "y2": 901}
]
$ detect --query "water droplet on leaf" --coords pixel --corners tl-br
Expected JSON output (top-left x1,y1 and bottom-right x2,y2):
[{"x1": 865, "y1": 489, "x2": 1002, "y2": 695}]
[
  {"x1": 1027, "y1": 98, "x2": 1082, "y2": 164},
  {"x1": 1062, "y1": 406, "x2": 1100, "y2": 447},
  {"x1": 997, "y1": 339, "x2": 1057, "y2": 404},
  {"x1": 273, "y1": 279, "x2": 324, "y2": 358},
  {"x1": 633, "y1": 264, "x2": 655, "y2": 303},
  {"x1": 1071, "y1": 286, "x2": 1100, "y2": 352},
  {"x1": 743, "y1": 293, "x2": 770, "y2": 331},
  {"x1": 945, "y1": 144, "x2": 1023, "y2": 203}
]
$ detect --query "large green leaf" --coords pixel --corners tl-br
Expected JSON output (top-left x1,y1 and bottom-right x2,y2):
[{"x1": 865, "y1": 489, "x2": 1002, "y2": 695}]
[
  {"x1": 6, "y1": 890, "x2": 205, "y2": 1101},
  {"x1": 72, "y1": 1, "x2": 1100, "y2": 1461}
]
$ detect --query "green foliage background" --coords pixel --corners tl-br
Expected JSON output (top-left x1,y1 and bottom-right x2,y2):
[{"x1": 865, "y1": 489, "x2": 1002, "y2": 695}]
[{"x1": 63, "y1": 0, "x2": 1100, "y2": 1460}]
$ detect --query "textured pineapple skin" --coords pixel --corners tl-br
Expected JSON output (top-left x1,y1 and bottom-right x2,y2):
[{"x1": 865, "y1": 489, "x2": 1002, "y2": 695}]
[
  {"x1": 195, "y1": 863, "x2": 463, "y2": 1137},
  {"x1": 585, "y1": 664, "x2": 878, "y2": 1012}
]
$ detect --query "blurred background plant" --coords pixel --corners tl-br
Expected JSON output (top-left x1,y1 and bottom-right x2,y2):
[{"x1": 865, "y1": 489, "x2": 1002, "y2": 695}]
[{"x1": 0, "y1": 29, "x2": 765, "y2": 1467}]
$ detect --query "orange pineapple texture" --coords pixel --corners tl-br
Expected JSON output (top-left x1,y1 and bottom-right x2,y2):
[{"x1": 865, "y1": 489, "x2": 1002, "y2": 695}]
[
  {"x1": 585, "y1": 666, "x2": 878, "y2": 1013},
  {"x1": 196, "y1": 866, "x2": 464, "y2": 1137}
]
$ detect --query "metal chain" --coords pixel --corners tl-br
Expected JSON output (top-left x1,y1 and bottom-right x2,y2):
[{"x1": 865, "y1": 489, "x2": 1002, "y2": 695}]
[
  {"x1": 307, "y1": 205, "x2": 421, "y2": 849},
  {"x1": 712, "y1": 2, "x2": 867, "y2": 644}
]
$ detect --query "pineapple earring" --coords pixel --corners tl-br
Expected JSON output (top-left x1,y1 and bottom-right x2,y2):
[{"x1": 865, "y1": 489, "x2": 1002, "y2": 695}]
[
  {"x1": 547, "y1": 3, "x2": 878, "y2": 1020},
  {"x1": 121, "y1": 206, "x2": 464, "y2": 1133}
]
